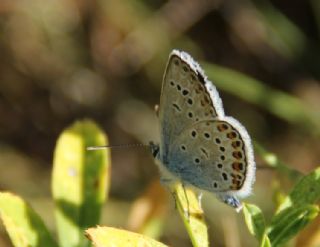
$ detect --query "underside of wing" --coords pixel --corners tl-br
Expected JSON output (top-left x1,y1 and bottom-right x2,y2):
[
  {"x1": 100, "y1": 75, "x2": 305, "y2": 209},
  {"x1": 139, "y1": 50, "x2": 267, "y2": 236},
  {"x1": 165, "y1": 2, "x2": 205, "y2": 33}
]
[
  {"x1": 167, "y1": 118, "x2": 255, "y2": 198},
  {"x1": 159, "y1": 50, "x2": 224, "y2": 161}
]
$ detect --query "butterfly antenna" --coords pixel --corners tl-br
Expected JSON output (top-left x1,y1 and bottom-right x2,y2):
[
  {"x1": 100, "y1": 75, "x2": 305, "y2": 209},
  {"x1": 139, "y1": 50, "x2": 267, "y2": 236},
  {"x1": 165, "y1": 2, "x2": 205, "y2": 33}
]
[{"x1": 87, "y1": 143, "x2": 152, "y2": 151}]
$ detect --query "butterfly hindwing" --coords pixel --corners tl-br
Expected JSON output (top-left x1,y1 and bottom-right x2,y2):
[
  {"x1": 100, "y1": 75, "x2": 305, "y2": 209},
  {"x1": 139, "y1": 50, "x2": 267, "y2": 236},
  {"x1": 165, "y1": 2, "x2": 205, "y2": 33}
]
[{"x1": 167, "y1": 118, "x2": 255, "y2": 198}]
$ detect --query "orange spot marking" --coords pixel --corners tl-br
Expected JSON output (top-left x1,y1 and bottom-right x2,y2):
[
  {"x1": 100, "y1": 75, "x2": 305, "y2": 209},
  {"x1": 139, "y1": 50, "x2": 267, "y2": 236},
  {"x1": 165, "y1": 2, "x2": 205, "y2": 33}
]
[
  {"x1": 236, "y1": 180, "x2": 242, "y2": 187},
  {"x1": 227, "y1": 131, "x2": 237, "y2": 139},
  {"x1": 217, "y1": 124, "x2": 228, "y2": 132},
  {"x1": 232, "y1": 162, "x2": 243, "y2": 171},
  {"x1": 232, "y1": 151, "x2": 243, "y2": 159},
  {"x1": 232, "y1": 141, "x2": 241, "y2": 148}
]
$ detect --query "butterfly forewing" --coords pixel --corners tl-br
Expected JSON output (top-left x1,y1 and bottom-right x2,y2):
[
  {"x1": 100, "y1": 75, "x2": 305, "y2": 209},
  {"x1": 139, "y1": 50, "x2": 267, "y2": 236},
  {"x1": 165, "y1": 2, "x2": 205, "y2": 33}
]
[{"x1": 159, "y1": 51, "x2": 223, "y2": 160}]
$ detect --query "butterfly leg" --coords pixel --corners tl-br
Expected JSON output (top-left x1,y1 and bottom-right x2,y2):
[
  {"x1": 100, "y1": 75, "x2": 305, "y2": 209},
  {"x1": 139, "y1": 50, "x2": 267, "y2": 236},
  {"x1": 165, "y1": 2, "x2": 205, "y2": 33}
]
[
  {"x1": 218, "y1": 194, "x2": 243, "y2": 212},
  {"x1": 197, "y1": 192, "x2": 203, "y2": 210},
  {"x1": 167, "y1": 182, "x2": 190, "y2": 221},
  {"x1": 181, "y1": 183, "x2": 190, "y2": 220}
]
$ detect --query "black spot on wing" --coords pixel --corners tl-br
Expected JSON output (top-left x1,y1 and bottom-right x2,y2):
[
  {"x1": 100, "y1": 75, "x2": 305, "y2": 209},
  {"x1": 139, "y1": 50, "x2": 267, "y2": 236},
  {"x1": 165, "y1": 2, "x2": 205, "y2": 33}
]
[
  {"x1": 197, "y1": 70, "x2": 206, "y2": 85},
  {"x1": 200, "y1": 148, "x2": 209, "y2": 158},
  {"x1": 172, "y1": 103, "x2": 181, "y2": 111}
]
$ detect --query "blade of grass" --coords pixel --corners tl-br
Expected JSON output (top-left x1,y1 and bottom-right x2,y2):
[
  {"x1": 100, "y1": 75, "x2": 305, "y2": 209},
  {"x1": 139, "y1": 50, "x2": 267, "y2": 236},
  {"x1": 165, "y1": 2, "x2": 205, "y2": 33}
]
[
  {"x1": 252, "y1": 0, "x2": 320, "y2": 78},
  {"x1": 260, "y1": 234, "x2": 271, "y2": 247},
  {"x1": 170, "y1": 183, "x2": 209, "y2": 247},
  {"x1": 268, "y1": 204, "x2": 319, "y2": 247},
  {"x1": 52, "y1": 119, "x2": 110, "y2": 247},
  {"x1": 311, "y1": 0, "x2": 320, "y2": 35},
  {"x1": 203, "y1": 62, "x2": 320, "y2": 136},
  {"x1": 254, "y1": 142, "x2": 302, "y2": 181},
  {"x1": 0, "y1": 192, "x2": 58, "y2": 247}
]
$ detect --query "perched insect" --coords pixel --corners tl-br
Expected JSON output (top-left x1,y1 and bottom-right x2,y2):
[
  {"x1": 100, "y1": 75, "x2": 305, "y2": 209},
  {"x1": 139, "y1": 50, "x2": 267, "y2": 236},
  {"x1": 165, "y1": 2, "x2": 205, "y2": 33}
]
[{"x1": 151, "y1": 50, "x2": 255, "y2": 211}]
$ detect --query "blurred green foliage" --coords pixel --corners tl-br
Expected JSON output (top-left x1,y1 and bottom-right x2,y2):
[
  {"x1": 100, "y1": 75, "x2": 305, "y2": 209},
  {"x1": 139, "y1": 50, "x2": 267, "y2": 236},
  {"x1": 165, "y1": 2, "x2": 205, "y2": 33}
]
[{"x1": 0, "y1": 0, "x2": 320, "y2": 246}]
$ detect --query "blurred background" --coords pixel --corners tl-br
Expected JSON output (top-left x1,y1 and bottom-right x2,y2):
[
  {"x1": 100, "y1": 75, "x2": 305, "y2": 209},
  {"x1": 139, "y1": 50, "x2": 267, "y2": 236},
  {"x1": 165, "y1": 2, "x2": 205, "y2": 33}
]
[{"x1": 0, "y1": 0, "x2": 320, "y2": 246}]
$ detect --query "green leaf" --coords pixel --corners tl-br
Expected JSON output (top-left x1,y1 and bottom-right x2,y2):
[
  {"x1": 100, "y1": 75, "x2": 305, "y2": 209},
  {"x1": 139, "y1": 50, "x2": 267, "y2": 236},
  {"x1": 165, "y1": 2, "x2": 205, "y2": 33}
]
[
  {"x1": 268, "y1": 204, "x2": 319, "y2": 247},
  {"x1": 52, "y1": 119, "x2": 111, "y2": 247},
  {"x1": 277, "y1": 167, "x2": 320, "y2": 212},
  {"x1": 171, "y1": 183, "x2": 209, "y2": 247},
  {"x1": 0, "y1": 192, "x2": 58, "y2": 247},
  {"x1": 85, "y1": 226, "x2": 168, "y2": 247},
  {"x1": 243, "y1": 203, "x2": 266, "y2": 241},
  {"x1": 267, "y1": 167, "x2": 320, "y2": 246},
  {"x1": 260, "y1": 234, "x2": 271, "y2": 247}
]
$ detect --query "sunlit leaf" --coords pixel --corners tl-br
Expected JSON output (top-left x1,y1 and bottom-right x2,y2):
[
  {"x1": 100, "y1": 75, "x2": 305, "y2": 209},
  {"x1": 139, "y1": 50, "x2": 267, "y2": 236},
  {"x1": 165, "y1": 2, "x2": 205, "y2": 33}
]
[
  {"x1": 85, "y1": 226, "x2": 168, "y2": 247},
  {"x1": 277, "y1": 167, "x2": 320, "y2": 212},
  {"x1": 52, "y1": 120, "x2": 110, "y2": 247},
  {"x1": 171, "y1": 183, "x2": 209, "y2": 247},
  {"x1": 0, "y1": 192, "x2": 58, "y2": 247},
  {"x1": 268, "y1": 204, "x2": 319, "y2": 247},
  {"x1": 243, "y1": 203, "x2": 266, "y2": 241}
]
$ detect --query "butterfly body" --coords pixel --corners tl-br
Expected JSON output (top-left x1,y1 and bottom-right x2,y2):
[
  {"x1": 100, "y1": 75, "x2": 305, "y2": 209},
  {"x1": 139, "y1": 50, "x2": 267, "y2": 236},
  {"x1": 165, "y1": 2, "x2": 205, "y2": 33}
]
[{"x1": 153, "y1": 50, "x2": 255, "y2": 211}]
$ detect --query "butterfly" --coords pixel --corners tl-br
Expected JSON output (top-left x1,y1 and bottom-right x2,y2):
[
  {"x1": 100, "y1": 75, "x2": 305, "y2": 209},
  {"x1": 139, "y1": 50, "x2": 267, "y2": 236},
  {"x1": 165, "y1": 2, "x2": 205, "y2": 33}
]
[{"x1": 151, "y1": 50, "x2": 255, "y2": 211}]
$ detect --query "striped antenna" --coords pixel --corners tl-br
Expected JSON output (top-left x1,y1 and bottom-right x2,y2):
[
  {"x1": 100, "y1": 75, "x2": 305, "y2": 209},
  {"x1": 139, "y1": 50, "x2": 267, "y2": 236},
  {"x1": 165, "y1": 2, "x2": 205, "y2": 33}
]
[{"x1": 87, "y1": 143, "x2": 149, "y2": 151}]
